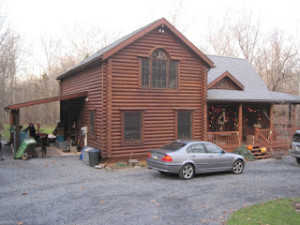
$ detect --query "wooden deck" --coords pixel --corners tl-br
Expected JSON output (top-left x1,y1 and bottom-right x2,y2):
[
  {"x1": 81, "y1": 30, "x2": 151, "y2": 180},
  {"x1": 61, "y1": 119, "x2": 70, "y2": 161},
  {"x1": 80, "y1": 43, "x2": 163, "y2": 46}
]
[{"x1": 207, "y1": 127, "x2": 300, "y2": 154}]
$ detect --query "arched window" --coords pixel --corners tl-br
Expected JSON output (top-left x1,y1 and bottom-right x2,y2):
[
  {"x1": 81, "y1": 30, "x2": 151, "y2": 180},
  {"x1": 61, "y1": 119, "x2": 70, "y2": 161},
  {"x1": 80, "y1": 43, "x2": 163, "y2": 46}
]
[{"x1": 141, "y1": 49, "x2": 178, "y2": 89}]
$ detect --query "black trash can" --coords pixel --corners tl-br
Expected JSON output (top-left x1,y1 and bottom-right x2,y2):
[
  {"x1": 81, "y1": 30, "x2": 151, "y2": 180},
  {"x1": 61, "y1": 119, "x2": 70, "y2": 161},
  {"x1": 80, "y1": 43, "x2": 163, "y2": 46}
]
[{"x1": 88, "y1": 149, "x2": 101, "y2": 167}]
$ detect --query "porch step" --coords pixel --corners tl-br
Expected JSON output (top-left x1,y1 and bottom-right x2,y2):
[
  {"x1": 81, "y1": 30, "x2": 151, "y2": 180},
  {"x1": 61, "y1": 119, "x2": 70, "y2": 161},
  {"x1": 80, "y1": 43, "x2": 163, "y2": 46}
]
[{"x1": 250, "y1": 145, "x2": 270, "y2": 160}]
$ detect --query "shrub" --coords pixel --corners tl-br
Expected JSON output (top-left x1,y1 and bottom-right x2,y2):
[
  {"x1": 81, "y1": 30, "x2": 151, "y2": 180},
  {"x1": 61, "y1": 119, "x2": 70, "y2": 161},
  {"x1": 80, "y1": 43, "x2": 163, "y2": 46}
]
[{"x1": 234, "y1": 145, "x2": 255, "y2": 161}]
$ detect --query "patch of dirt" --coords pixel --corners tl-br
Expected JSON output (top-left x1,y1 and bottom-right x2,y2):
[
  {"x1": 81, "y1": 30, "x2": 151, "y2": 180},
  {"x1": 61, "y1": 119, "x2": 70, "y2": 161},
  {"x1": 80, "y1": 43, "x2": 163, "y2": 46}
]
[{"x1": 105, "y1": 160, "x2": 147, "y2": 171}]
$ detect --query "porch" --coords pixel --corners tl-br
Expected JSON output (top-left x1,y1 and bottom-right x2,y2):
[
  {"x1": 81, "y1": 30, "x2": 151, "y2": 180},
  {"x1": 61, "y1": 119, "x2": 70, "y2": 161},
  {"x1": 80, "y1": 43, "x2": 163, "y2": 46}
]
[{"x1": 206, "y1": 103, "x2": 299, "y2": 155}]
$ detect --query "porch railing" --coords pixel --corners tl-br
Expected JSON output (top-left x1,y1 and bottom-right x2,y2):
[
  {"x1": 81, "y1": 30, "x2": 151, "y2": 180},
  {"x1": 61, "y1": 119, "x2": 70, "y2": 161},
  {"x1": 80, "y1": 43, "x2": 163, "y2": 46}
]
[
  {"x1": 207, "y1": 127, "x2": 299, "y2": 152},
  {"x1": 207, "y1": 131, "x2": 240, "y2": 151},
  {"x1": 254, "y1": 127, "x2": 299, "y2": 151}
]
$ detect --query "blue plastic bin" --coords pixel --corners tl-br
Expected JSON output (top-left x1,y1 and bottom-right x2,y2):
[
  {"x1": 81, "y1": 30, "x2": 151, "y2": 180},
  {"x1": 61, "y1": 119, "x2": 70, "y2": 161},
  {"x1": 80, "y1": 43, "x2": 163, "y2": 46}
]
[{"x1": 56, "y1": 135, "x2": 64, "y2": 142}]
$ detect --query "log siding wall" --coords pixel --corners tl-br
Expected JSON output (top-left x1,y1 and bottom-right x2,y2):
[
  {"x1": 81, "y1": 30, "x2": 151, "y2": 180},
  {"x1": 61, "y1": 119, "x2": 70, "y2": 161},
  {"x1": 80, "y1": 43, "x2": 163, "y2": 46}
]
[
  {"x1": 60, "y1": 63, "x2": 109, "y2": 157},
  {"x1": 109, "y1": 28, "x2": 207, "y2": 159},
  {"x1": 60, "y1": 27, "x2": 208, "y2": 160}
]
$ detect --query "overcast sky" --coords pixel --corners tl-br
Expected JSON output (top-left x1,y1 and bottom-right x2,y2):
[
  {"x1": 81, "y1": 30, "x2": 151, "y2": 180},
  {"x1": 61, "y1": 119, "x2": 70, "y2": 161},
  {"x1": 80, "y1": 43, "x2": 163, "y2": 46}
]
[{"x1": 2, "y1": 0, "x2": 300, "y2": 70}]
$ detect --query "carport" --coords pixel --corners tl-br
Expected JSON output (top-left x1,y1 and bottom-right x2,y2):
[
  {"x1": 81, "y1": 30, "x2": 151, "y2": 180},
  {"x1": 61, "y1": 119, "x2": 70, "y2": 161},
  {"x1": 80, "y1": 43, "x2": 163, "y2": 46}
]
[{"x1": 4, "y1": 91, "x2": 88, "y2": 152}]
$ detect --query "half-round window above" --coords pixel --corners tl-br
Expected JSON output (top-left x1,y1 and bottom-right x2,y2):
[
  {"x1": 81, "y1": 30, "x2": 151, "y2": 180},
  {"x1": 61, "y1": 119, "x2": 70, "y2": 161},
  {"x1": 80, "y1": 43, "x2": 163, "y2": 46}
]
[{"x1": 152, "y1": 49, "x2": 169, "y2": 61}]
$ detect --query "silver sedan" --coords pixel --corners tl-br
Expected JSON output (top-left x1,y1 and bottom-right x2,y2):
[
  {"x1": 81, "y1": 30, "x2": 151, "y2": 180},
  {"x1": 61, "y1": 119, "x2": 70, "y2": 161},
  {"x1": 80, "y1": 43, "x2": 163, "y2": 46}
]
[{"x1": 147, "y1": 140, "x2": 245, "y2": 180}]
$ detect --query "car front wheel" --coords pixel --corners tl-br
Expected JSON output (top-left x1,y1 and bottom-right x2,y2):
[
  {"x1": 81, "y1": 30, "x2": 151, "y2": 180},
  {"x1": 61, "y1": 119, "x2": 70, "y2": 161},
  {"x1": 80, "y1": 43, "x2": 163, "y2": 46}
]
[
  {"x1": 232, "y1": 160, "x2": 244, "y2": 174},
  {"x1": 179, "y1": 163, "x2": 194, "y2": 180},
  {"x1": 296, "y1": 158, "x2": 300, "y2": 165}
]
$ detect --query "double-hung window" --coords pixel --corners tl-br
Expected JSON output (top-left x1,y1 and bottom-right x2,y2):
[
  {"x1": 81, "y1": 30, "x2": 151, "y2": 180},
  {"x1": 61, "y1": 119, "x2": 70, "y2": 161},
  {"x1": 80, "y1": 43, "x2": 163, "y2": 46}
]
[
  {"x1": 177, "y1": 111, "x2": 192, "y2": 139},
  {"x1": 123, "y1": 111, "x2": 143, "y2": 144}
]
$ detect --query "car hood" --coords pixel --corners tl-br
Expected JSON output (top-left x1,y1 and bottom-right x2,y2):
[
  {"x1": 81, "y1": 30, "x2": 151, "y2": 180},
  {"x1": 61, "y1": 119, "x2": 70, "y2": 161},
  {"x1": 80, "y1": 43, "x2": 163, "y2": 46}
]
[{"x1": 225, "y1": 152, "x2": 245, "y2": 159}]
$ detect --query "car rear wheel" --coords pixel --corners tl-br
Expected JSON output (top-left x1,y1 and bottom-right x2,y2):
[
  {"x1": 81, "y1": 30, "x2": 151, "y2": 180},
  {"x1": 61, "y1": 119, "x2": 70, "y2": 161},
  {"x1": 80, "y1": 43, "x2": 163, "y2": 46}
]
[
  {"x1": 232, "y1": 160, "x2": 244, "y2": 174},
  {"x1": 296, "y1": 158, "x2": 300, "y2": 165},
  {"x1": 179, "y1": 163, "x2": 194, "y2": 180}
]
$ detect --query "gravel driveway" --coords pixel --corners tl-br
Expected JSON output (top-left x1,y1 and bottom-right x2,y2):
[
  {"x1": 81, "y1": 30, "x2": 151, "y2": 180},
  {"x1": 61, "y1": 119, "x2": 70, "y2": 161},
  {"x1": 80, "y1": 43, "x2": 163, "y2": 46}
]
[{"x1": 1, "y1": 145, "x2": 300, "y2": 225}]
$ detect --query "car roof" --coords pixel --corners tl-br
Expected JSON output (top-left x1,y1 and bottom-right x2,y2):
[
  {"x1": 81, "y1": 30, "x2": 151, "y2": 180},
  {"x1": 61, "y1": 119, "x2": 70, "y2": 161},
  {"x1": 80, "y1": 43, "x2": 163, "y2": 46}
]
[
  {"x1": 294, "y1": 130, "x2": 300, "y2": 134},
  {"x1": 175, "y1": 140, "x2": 211, "y2": 145}
]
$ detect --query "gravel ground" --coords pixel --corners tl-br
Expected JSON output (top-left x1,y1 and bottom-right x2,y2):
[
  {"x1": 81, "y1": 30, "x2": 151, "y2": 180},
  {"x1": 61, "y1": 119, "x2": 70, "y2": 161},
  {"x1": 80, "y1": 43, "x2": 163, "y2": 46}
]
[{"x1": 1, "y1": 145, "x2": 300, "y2": 225}]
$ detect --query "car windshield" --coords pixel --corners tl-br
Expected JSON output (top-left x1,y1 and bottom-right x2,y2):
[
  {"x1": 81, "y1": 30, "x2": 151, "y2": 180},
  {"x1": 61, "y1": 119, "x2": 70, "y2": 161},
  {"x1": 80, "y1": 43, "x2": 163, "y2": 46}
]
[
  {"x1": 161, "y1": 142, "x2": 186, "y2": 151},
  {"x1": 292, "y1": 133, "x2": 300, "y2": 142}
]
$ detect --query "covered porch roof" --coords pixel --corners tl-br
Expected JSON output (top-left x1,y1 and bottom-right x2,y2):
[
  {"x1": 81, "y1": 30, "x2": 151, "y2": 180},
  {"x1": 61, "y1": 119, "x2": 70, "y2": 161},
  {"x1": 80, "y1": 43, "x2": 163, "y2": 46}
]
[
  {"x1": 207, "y1": 89, "x2": 300, "y2": 104},
  {"x1": 4, "y1": 92, "x2": 88, "y2": 111},
  {"x1": 4, "y1": 91, "x2": 88, "y2": 152}
]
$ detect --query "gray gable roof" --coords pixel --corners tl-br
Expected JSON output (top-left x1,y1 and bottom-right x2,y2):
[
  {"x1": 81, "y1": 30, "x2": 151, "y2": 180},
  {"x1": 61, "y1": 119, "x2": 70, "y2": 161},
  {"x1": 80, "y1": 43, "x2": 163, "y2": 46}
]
[
  {"x1": 207, "y1": 55, "x2": 300, "y2": 104},
  {"x1": 57, "y1": 18, "x2": 213, "y2": 80},
  {"x1": 56, "y1": 21, "x2": 157, "y2": 80}
]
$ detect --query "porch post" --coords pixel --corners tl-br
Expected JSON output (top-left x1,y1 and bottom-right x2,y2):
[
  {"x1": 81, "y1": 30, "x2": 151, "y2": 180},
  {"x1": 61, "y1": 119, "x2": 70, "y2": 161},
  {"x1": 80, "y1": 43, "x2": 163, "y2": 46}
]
[
  {"x1": 270, "y1": 104, "x2": 274, "y2": 142},
  {"x1": 11, "y1": 109, "x2": 20, "y2": 153},
  {"x1": 238, "y1": 104, "x2": 243, "y2": 145},
  {"x1": 292, "y1": 104, "x2": 296, "y2": 130},
  {"x1": 289, "y1": 104, "x2": 292, "y2": 127},
  {"x1": 9, "y1": 110, "x2": 13, "y2": 145},
  {"x1": 204, "y1": 103, "x2": 207, "y2": 141}
]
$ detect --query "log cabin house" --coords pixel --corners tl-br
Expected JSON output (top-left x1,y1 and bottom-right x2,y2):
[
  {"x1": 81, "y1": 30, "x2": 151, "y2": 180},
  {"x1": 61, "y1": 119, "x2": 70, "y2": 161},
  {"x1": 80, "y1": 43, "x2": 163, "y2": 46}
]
[{"x1": 5, "y1": 18, "x2": 300, "y2": 160}]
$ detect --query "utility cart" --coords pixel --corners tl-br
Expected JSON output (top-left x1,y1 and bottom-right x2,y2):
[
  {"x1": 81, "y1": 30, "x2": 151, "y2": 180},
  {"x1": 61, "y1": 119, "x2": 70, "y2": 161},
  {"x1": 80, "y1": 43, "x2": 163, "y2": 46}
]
[{"x1": 14, "y1": 138, "x2": 37, "y2": 160}]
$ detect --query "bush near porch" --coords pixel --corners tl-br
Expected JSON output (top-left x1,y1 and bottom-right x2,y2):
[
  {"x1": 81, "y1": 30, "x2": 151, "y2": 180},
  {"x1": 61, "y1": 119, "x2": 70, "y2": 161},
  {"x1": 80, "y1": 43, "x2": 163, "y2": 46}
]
[{"x1": 233, "y1": 146, "x2": 255, "y2": 161}]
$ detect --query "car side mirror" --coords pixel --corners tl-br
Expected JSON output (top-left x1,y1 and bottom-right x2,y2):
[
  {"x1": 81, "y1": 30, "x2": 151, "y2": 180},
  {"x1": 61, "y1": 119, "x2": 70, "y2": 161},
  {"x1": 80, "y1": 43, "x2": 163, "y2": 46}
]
[{"x1": 221, "y1": 150, "x2": 226, "y2": 154}]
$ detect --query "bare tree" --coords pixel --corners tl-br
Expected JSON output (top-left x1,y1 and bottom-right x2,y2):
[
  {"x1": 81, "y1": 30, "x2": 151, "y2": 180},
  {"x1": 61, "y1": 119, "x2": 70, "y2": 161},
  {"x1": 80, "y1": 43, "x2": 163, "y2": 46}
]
[
  {"x1": 0, "y1": 5, "x2": 22, "y2": 129},
  {"x1": 257, "y1": 30, "x2": 299, "y2": 92},
  {"x1": 206, "y1": 11, "x2": 300, "y2": 95},
  {"x1": 13, "y1": 23, "x2": 115, "y2": 126},
  {"x1": 233, "y1": 13, "x2": 263, "y2": 68}
]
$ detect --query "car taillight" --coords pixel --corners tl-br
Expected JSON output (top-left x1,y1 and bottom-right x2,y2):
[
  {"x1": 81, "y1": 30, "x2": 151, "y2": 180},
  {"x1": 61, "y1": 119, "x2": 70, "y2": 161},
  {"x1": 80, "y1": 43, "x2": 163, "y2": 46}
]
[
  {"x1": 148, "y1": 152, "x2": 151, "y2": 158},
  {"x1": 161, "y1": 154, "x2": 173, "y2": 162}
]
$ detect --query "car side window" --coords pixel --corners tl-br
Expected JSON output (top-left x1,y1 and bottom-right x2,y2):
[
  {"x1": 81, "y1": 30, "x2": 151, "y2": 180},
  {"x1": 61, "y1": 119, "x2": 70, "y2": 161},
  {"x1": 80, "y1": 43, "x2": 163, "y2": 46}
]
[
  {"x1": 292, "y1": 134, "x2": 300, "y2": 142},
  {"x1": 187, "y1": 143, "x2": 205, "y2": 154},
  {"x1": 205, "y1": 143, "x2": 222, "y2": 154}
]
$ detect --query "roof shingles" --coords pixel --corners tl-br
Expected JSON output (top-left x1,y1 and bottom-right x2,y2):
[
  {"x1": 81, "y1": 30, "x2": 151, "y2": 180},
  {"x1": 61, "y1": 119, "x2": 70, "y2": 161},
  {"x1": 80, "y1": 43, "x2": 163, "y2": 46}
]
[{"x1": 207, "y1": 55, "x2": 300, "y2": 104}]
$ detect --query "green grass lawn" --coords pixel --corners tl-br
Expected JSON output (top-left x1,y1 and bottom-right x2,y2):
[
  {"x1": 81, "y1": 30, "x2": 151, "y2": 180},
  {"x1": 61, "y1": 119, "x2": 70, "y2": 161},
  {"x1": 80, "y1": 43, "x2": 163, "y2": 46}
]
[
  {"x1": 39, "y1": 125, "x2": 55, "y2": 134},
  {"x1": 1, "y1": 124, "x2": 55, "y2": 141},
  {"x1": 227, "y1": 198, "x2": 300, "y2": 225},
  {"x1": 1, "y1": 124, "x2": 11, "y2": 141}
]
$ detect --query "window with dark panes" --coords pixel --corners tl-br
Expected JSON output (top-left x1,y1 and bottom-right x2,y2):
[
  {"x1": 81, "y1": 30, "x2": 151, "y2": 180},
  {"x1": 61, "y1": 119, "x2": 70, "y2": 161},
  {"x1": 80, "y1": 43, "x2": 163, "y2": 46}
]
[
  {"x1": 177, "y1": 111, "x2": 192, "y2": 139},
  {"x1": 89, "y1": 111, "x2": 95, "y2": 135},
  {"x1": 124, "y1": 112, "x2": 142, "y2": 142},
  {"x1": 169, "y1": 60, "x2": 178, "y2": 88},
  {"x1": 141, "y1": 58, "x2": 150, "y2": 87},
  {"x1": 152, "y1": 60, "x2": 167, "y2": 88},
  {"x1": 141, "y1": 48, "x2": 178, "y2": 89}
]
